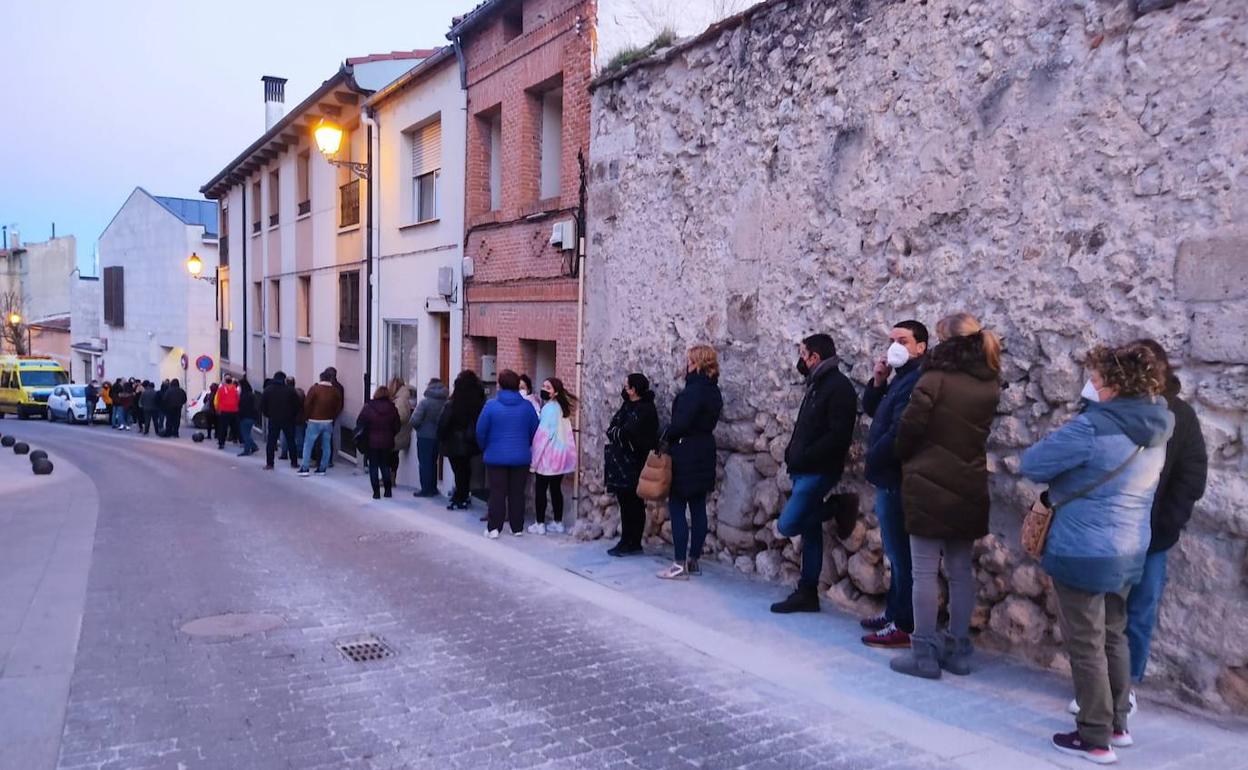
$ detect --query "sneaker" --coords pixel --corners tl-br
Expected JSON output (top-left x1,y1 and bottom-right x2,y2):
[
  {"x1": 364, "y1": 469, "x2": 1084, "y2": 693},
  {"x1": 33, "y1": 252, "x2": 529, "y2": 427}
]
[
  {"x1": 527, "y1": 523, "x2": 546, "y2": 535},
  {"x1": 483, "y1": 528, "x2": 500, "y2": 540},
  {"x1": 657, "y1": 562, "x2": 688, "y2": 580},
  {"x1": 297, "y1": 469, "x2": 310, "y2": 477},
  {"x1": 1110, "y1": 731, "x2": 1133, "y2": 748},
  {"x1": 685, "y1": 559, "x2": 701, "y2": 576},
  {"x1": 1051, "y1": 731, "x2": 1117, "y2": 764},
  {"x1": 862, "y1": 623, "x2": 911, "y2": 649},
  {"x1": 314, "y1": 468, "x2": 327, "y2": 476},
  {"x1": 511, "y1": 529, "x2": 524, "y2": 537},
  {"x1": 770, "y1": 587, "x2": 820, "y2": 614},
  {"x1": 1068, "y1": 690, "x2": 1137, "y2": 718},
  {"x1": 860, "y1": 613, "x2": 890, "y2": 631},
  {"x1": 546, "y1": 521, "x2": 565, "y2": 534}
]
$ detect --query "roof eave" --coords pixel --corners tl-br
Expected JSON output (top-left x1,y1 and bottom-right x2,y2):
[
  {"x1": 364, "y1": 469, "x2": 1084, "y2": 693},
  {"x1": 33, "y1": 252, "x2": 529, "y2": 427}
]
[
  {"x1": 446, "y1": 0, "x2": 509, "y2": 40},
  {"x1": 364, "y1": 47, "x2": 457, "y2": 108}
]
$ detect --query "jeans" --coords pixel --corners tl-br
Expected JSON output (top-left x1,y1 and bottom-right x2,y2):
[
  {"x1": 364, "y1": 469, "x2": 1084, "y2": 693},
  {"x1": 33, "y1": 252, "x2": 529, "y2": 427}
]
[
  {"x1": 112, "y1": 406, "x2": 130, "y2": 428},
  {"x1": 777, "y1": 473, "x2": 835, "y2": 590},
  {"x1": 1055, "y1": 581, "x2": 1133, "y2": 746},
  {"x1": 535, "y1": 474, "x2": 565, "y2": 523},
  {"x1": 216, "y1": 412, "x2": 239, "y2": 449},
  {"x1": 366, "y1": 448, "x2": 393, "y2": 495},
  {"x1": 301, "y1": 421, "x2": 333, "y2": 472},
  {"x1": 910, "y1": 536, "x2": 975, "y2": 647},
  {"x1": 282, "y1": 423, "x2": 306, "y2": 458},
  {"x1": 486, "y1": 465, "x2": 528, "y2": 533},
  {"x1": 449, "y1": 456, "x2": 473, "y2": 504},
  {"x1": 616, "y1": 488, "x2": 646, "y2": 547},
  {"x1": 1126, "y1": 549, "x2": 1169, "y2": 682},
  {"x1": 416, "y1": 437, "x2": 439, "y2": 495},
  {"x1": 266, "y1": 421, "x2": 295, "y2": 467},
  {"x1": 668, "y1": 492, "x2": 708, "y2": 563},
  {"x1": 239, "y1": 417, "x2": 258, "y2": 453},
  {"x1": 875, "y1": 486, "x2": 914, "y2": 632}
]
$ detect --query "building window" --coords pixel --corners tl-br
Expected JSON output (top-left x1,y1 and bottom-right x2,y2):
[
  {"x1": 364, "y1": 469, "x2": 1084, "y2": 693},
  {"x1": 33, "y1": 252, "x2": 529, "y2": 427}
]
[
  {"x1": 103, "y1": 266, "x2": 124, "y2": 327},
  {"x1": 268, "y1": 170, "x2": 280, "y2": 227},
  {"x1": 340, "y1": 180, "x2": 360, "y2": 227},
  {"x1": 385, "y1": 321, "x2": 419, "y2": 386},
  {"x1": 502, "y1": 7, "x2": 523, "y2": 41},
  {"x1": 297, "y1": 276, "x2": 311, "y2": 338},
  {"x1": 489, "y1": 112, "x2": 503, "y2": 211},
  {"x1": 253, "y1": 282, "x2": 263, "y2": 332},
  {"x1": 539, "y1": 86, "x2": 563, "y2": 200},
  {"x1": 408, "y1": 117, "x2": 442, "y2": 223},
  {"x1": 338, "y1": 270, "x2": 360, "y2": 344},
  {"x1": 297, "y1": 152, "x2": 311, "y2": 215},
  {"x1": 251, "y1": 181, "x2": 262, "y2": 233},
  {"x1": 269, "y1": 279, "x2": 281, "y2": 334},
  {"x1": 219, "y1": 200, "x2": 230, "y2": 263}
]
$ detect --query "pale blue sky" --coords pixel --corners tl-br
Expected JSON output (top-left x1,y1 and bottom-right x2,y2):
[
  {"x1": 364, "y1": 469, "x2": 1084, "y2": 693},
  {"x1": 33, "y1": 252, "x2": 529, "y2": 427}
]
[{"x1": 0, "y1": 0, "x2": 478, "y2": 272}]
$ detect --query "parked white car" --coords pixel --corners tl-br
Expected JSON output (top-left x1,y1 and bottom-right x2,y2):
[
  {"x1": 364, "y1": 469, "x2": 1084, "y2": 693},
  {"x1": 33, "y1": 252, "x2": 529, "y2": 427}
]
[
  {"x1": 187, "y1": 388, "x2": 214, "y2": 429},
  {"x1": 45, "y1": 384, "x2": 108, "y2": 424}
]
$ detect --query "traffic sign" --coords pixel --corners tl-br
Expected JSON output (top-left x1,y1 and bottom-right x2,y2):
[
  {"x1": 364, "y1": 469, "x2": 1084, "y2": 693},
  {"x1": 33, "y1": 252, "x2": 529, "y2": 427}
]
[
  {"x1": 195, "y1": 355, "x2": 214, "y2": 373},
  {"x1": 180, "y1": 353, "x2": 189, "y2": 370}
]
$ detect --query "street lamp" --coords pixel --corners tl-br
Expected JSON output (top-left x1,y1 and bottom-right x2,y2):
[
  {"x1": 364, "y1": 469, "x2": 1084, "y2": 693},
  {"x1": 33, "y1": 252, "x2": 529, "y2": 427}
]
[
  {"x1": 7, "y1": 312, "x2": 19, "y2": 326},
  {"x1": 313, "y1": 118, "x2": 369, "y2": 179},
  {"x1": 186, "y1": 252, "x2": 217, "y2": 286},
  {"x1": 5, "y1": 311, "x2": 30, "y2": 355}
]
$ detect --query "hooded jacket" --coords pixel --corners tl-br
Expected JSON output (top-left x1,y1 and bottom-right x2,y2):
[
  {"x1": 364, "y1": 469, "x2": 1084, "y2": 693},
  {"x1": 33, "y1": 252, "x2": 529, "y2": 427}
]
[
  {"x1": 355, "y1": 398, "x2": 401, "y2": 451},
  {"x1": 260, "y1": 379, "x2": 301, "y2": 425},
  {"x1": 214, "y1": 383, "x2": 240, "y2": 413},
  {"x1": 410, "y1": 382, "x2": 449, "y2": 441},
  {"x1": 783, "y1": 358, "x2": 858, "y2": 480},
  {"x1": 862, "y1": 356, "x2": 925, "y2": 488},
  {"x1": 476, "y1": 389, "x2": 541, "y2": 467},
  {"x1": 304, "y1": 381, "x2": 343, "y2": 422},
  {"x1": 667, "y1": 371, "x2": 723, "y2": 497},
  {"x1": 1148, "y1": 391, "x2": 1208, "y2": 553},
  {"x1": 531, "y1": 400, "x2": 577, "y2": 476},
  {"x1": 1021, "y1": 396, "x2": 1174, "y2": 594}
]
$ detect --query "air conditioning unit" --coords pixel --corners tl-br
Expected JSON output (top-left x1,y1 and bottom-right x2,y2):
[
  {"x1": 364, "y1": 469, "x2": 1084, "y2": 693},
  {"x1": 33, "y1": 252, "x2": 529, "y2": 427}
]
[
  {"x1": 480, "y1": 354, "x2": 498, "y2": 382},
  {"x1": 549, "y1": 219, "x2": 577, "y2": 251},
  {"x1": 462, "y1": 256, "x2": 475, "y2": 279},
  {"x1": 437, "y1": 266, "x2": 454, "y2": 297}
]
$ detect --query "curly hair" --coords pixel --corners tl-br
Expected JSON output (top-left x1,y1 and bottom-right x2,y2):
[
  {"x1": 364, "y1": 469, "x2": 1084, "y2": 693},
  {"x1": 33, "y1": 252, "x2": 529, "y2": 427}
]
[{"x1": 1084, "y1": 342, "x2": 1166, "y2": 398}]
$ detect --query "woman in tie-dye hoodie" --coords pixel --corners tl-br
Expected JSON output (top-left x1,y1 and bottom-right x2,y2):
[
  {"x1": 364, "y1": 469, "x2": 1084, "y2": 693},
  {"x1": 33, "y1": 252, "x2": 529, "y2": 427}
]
[{"x1": 529, "y1": 377, "x2": 578, "y2": 535}]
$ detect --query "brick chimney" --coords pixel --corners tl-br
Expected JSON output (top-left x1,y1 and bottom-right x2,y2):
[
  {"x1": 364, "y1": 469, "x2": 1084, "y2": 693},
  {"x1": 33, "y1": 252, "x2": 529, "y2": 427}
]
[{"x1": 262, "y1": 76, "x2": 288, "y2": 131}]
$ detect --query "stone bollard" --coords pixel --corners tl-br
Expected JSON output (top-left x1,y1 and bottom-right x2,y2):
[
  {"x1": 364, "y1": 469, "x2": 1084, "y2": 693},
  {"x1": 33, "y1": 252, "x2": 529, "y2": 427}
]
[
  {"x1": 31, "y1": 458, "x2": 53, "y2": 475},
  {"x1": 28, "y1": 449, "x2": 48, "y2": 463},
  {"x1": 13, "y1": 441, "x2": 29, "y2": 455}
]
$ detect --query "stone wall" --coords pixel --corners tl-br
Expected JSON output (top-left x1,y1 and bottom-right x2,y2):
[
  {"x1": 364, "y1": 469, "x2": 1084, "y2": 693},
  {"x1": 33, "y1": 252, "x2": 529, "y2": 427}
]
[{"x1": 579, "y1": 0, "x2": 1248, "y2": 713}]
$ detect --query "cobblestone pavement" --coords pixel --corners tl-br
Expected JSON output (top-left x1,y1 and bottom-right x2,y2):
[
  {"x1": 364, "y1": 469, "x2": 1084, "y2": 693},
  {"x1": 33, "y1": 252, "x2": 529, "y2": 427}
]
[{"x1": 10, "y1": 423, "x2": 948, "y2": 770}]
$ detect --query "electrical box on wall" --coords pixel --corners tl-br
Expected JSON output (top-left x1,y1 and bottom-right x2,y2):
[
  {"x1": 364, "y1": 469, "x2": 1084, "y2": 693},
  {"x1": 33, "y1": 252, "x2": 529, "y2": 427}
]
[
  {"x1": 437, "y1": 266, "x2": 454, "y2": 297},
  {"x1": 462, "y1": 256, "x2": 475, "y2": 279},
  {"x1": 549, "y1": 219, "x2": 577, "y2": 251},
  {"x1": 480, "y1": 355, "x2": 498, "y2": 382}
]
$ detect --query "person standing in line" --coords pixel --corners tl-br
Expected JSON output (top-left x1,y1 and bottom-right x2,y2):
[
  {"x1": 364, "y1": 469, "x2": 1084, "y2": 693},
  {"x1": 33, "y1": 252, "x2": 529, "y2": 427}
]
[
  {"x1": 389, "y1": 378, "x2": 414, "y2": 484},
  {"x1": 161, "y1": 379, "x2": 187, "y2": 437},
  {"x1": 214, "y1": 377, "x2": 241, "y2": 450},
  {"x1": 281, "y1": 377, "x2": 306, "y2": 462},
  {"x1": 518, "y1": 374, "x2": 543, "y2": 414},
  {"x1": 356, "y1": 386, "x2": 402, "y2": 499},
  {"x1": 859, "y1": 320, "x2": 929, "y2": 649},
  {"x1": 604, "y1": 373, "x2": 660, "y2": 556},
  {"x1": 203, "y1": 382, "x2": 219, "y2": 440},
  {"x1": 411, "y1": 378, "x2": 449, "y2": 498},
  {"x1": 477, "y1": 369, "x2": 540, "y2": 539},
  {"x1": 100, "y1": 381, "x2": 113, "y2": 426},
  {"x1": 1023, "y1": 342, "x2": 1172, "y2": 764},
  {"x1": 84, "y1": 380, "x2": 100, "y2": 426},
  {"x1": 528, "y1": 377, "x2": 578, "y2": 535},
  {"x1": 237, "y1": 378, "x2": 260, "y2": 456},
  {"x1": 769, "y1": 333, "x2": 858, "y2": 613},
  {"x1": 324, "y1": 366, "x2": 345, "y2": 468},
  {"x1": 111, "y1": 379, "x2": 132, "y2": 430},
  {"x1": 658, "y1": 345, "x2": 723, "y2": 580},
  {"x1": 260, "y1": 372, "x2": 301, "y2": 470},
  {"x1": 154, "y1": 380, "x2": 169, "y2": 436},
  {"x1": 299, "y1": 370, "x2": 344, "y2": 477},
  {"x1": 887, "y1": 314, "x2": 1001, "y2": 678},
  {"x1": 139, "y1": 380, "x2": 160, "y2": 435},
  {"x1": 439, "y1": 371, "x2": 486, "y2": 510},
  {"x1": 127, "y1": 380, "x2": 143, "y2": 428}
]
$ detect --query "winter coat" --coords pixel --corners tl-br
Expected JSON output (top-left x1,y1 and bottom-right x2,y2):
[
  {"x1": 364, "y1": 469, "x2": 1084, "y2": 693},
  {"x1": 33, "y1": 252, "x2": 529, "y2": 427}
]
[
  {"x1": 1021, "y1": 396, "x2": 1174, "y2": 594},
  {"x1": 438, "y1": 384, "x2": 485, "y2": 459},
  {"x1": 214, "y1": 383, "x2": 240, "y2": 413},
  {"x1": 355, "y1": 398, "x2": 401, "y2": 452},
  {"x1": 603, "y1": 394, "x2": 660, "y2": 493},
  {"x1": 85, "y1": 384, "x2": 99, "y2": 403},
  {"x1": 894, "y1": 363, "x2": 1001, "y2": 540},
  {"x1": 411, "y1": 383, "x2": 449, "y2": 441},
  {"x1": 139, "y1": 387, "x2": 160, "y2": 410},
  {"x1": 260, "y1": 381, "x2": 301, "y2": 425},
  {"x1": 783, "y1": 359, "x2": 858, "y2": 480},
  {"x1": 476, "y1": 389, "x2": 541, "y2": 467},
  {"x1": 531, "y1": 401, "x2": 577, "y2": 476},
  {"x1": 667, "y1": 372, "x2": 723, "y2": 498},
  {"x1": 238, "y1": 386, "x2": 260, "y2": 420},
  {"x1": 304, "y1": 382, "x2": 343, "y2": 421},
  {"x1": 862, "y1": 356, "x2": 925, "y2": 488},
  {"x1": 391, "y1": 385, "x2": 415, "y2": 452},
  {"x1": 1148, "y1": 391, "x2": 1208, "y2": 553},
  {"x1": 114, "y1": 388, "x2": 134, "y2": 410},
  {"x1": 100, "y1": 385, "x2": 112, "y2": 406},
  {"x1": 162, "y1": 385, "x2": 187, "y2": 412}
]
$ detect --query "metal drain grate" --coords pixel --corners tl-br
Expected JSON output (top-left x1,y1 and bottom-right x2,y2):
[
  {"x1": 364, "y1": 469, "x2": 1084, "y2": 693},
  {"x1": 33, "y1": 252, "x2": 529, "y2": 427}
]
[{"x1": 335, "y1": 635, "x2": 395, "y2": 663}]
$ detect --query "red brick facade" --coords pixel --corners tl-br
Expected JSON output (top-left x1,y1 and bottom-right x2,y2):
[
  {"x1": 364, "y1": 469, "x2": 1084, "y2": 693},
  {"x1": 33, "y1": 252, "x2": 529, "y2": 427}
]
[{"x1": 457, "y1": 0, "x2": 592, "y2": 390}]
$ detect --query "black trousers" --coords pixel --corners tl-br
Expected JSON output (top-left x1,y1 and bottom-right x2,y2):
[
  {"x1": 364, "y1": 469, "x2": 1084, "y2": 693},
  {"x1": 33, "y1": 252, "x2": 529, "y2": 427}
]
[
  {"x1": 217, "y1": 413, "x2": 239, "y2": 448},
  {"x1": 366, "y1": 449, "x2": 393, "y2": 494},
  {"x1": 535, "y1": 474, "x2": 565, "y2": 523},
  {"x1": 266, "y1": 421, "x2": 296, "y2": 467},
  {"x1": 449, "y1": 456, "x2": 473, "y2": 504},
  {"x1": 486, "y1": 465, "x2": 528, "y2": 533},
  {"x1": 616, "y1": 488, "x2": 646, "y2": 547},
  {"x1": 163, "y1": 410, "x2": 181, "y2": 437},
  {"x1": 141, "y1": 408, "x2": 159, "y2": 434}
]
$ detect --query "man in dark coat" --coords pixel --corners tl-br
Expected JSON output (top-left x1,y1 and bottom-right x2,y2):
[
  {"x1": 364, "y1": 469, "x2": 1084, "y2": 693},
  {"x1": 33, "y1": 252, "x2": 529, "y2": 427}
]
[
  {"x1": 260, "y1": 372, "x2": 302, "y2": 470},
  {"x1": 161, "y1": 379, "x2": 187, "y2": 437},
  {"x1": 860, "y1": 320, "x2": 928, "y2": 648},
  {"x1": 771, "y1": 334, "x2": 859, "y2": 613},
  {"x1": 84, "y1": 380, "x2": 100, "y2": 426}
]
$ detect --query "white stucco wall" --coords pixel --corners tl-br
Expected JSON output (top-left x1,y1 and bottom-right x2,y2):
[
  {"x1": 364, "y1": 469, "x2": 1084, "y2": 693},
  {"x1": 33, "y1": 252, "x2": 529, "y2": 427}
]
[{"x1": 17, "y1": 235, "x2": 76, "y2": 322}]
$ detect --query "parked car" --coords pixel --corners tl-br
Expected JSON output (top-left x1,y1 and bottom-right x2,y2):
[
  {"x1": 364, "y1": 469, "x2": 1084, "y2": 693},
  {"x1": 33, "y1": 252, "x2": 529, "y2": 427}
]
[
  {"x1": 46, "y1": 384, "x2": 108, "y2": 424},
  {"x1": 187, "y1": 389, "x2": 214, "y2": 429}
]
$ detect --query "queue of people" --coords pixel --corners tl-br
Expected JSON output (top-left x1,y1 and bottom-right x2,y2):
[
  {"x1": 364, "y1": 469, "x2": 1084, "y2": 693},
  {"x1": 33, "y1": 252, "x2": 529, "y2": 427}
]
[{"x1": 84, "y1": 377, "x2": 188, "y2": 437}]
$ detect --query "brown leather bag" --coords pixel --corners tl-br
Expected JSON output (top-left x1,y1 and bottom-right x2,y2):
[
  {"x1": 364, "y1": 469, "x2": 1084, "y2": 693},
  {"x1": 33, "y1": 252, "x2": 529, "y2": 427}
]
[
  {"x1": 1021, "y1": 447, "x2": 1143, "y2": 559},
  {"x1": 635, "y1": 449, "x2": 672, "y2": 501}
]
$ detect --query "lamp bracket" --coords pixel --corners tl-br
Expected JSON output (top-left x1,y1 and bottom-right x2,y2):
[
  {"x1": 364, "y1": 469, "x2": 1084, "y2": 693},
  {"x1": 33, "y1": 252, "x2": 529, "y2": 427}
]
[{"x1": 327, "y1": 159, "x2": 370, "y2": 180}]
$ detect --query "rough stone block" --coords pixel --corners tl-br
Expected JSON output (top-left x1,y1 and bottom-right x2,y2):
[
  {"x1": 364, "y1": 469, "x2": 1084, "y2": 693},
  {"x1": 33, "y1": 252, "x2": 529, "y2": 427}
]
[
  {"x1": 1191, "y1": 305, "x2": 1248, "y2": 364},
  {"x1": 1176, "y1": 234, "x2": 1248, "y2": 301}
]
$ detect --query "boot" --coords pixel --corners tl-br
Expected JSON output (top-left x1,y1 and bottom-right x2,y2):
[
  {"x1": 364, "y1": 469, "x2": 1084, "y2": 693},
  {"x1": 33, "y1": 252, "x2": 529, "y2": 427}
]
[
  {"x1": 889, "y1": 637, "x2": 942, "y2": 679},
  {"x1": 939, "y1": 631, "x2": 973, "y2": 676},
  {"x1": 770, "y1": 585, "x2": 820, "y2": 614},
  {"x1": 371, "y1": 483, "x2": 381, "y2": 500},
  {"x1": 383, "y1": 485, "x2": 392, "y2": 498}
]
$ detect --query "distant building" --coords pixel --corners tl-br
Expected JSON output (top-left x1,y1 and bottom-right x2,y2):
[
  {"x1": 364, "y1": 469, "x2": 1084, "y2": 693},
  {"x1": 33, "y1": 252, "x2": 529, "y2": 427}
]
[
  {"x1": 69, "y1": 274, "x2": 103, "y2": 382},
  {"x1": 0, "y1": 233, "x2": 76, "y2": 356},
  {"x1": 96, "y1": 187, "x2": 219, "y2": 385}
]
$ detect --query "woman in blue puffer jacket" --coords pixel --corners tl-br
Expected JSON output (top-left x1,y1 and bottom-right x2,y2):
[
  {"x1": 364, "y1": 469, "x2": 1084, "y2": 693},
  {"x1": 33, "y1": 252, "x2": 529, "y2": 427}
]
[{"x1": 1021, "y1": 341, "x2": 1173, "y2": 765}]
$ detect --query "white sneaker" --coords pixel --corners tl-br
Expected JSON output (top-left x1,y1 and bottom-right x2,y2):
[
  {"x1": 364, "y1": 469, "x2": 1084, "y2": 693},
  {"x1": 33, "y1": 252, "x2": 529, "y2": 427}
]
[
  {"x1": 483, "y1": 528, "x2": 499, "y2": 540},
  {"x1": 527, "y1": 523, "x2": 546, "y2": 535},
  {"x1": 1067, "y1": 690, "x2": 1137, "y2": 718},
  {"x1": 1110, "y1": 731, "x2": 1133, "y2": 748},
  {"x1": 546, "y1": 521, "x2": 565, "y2": 534},
  {"x1": 511, "y1": 529, "x2": 524, "y2": 537}
]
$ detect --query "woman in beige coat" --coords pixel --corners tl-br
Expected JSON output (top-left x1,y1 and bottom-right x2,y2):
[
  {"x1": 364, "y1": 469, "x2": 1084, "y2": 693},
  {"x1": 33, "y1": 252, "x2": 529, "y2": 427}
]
[{"x1": 389, "y1": 378, "x2": 414, "y2": 482}]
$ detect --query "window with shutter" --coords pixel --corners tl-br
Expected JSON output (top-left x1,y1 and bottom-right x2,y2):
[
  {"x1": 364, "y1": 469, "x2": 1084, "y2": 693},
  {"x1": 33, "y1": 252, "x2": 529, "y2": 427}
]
[
  {"x1": 103, "y1": 266, "x2": 125, "y2": 327},
  {"x1": 409, "y1": 119, "x2": 441, "y2": 223}
]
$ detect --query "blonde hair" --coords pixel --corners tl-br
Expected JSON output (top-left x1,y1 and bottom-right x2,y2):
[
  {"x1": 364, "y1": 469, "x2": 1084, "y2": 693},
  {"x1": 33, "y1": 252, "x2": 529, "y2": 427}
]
[
  {"x1": 387, "y1": 377, "x2": 405, "y2": 397},
  {"x1": 687, "y1": 345, "x2": 720, "y2": 380},
  {"x1": 933, "y1": 312, "x2": 1002, "y2": 374}
]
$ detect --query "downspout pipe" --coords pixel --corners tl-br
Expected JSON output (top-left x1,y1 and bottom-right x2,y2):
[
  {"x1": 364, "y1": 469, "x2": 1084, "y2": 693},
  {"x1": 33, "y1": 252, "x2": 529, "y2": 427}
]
[
  {"x1": 241, "y1": 190, "x2": 248, "y2": 378},
  {"x1": 362, "y1": 106, "x2": 378, "y2": 404},
  {"x1": 573, "y1": 150, "x2": 588, "y2": 524},
  {"x1": 452, "y1": 35, "x2": 468, "y2": 90}
]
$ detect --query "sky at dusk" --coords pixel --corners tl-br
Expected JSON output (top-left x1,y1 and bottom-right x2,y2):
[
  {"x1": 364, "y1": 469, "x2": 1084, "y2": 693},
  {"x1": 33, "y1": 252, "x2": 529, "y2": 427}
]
[{"x1": 0, "y1": 0, "x2": 479, "y2": 273}]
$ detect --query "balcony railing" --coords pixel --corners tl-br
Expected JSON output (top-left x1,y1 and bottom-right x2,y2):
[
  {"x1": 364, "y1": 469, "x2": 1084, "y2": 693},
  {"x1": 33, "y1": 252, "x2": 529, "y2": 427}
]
[
  {"x1": 252, "y1": 220, "x2": 261, "y2": 234},
  {"x1": 339, "y1": 181, "x2": 360, "y2": 228},
  {"x1": 298, "y1": 200, "x2": 311, "y2": 216},
  {"x1": 269, "y1": 213, "x2": 279, "y2": 227}
]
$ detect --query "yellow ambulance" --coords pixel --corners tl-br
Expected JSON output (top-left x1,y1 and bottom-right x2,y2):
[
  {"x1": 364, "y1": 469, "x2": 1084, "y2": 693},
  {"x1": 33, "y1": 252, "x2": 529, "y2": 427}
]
[{"x1": 0, "y1": 356, "x2": 70, "y2": 419}]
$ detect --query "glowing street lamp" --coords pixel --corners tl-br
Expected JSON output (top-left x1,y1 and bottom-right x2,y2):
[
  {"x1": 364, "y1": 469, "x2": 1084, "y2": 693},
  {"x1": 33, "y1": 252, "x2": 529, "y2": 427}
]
[
  {"x1": 314, "y1": 118, "x2": 369, "y2": 179},
  {"x1": 186, "y1": 252, "x2": 215, "y2": 285},
  {"x1": 7, "y1": 312, "x2": 20, "y2": 326}
]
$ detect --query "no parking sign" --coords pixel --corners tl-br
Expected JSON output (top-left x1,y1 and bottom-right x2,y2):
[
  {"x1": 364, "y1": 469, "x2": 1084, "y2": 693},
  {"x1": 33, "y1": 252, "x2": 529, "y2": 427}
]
[{"x1": 195, "y1": 355, "x2": 214, "y2": 373}]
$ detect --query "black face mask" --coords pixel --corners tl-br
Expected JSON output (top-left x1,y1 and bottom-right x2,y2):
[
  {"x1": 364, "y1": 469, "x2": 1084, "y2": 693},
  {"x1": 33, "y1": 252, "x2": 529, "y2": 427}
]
[
  {"x1": 621, "y1": 388, "x2": 630, "y2": 400},
  {"x1": 796, "y1": 357, "x2": 810, "y2": 377},
  {"x1": 540, "y1": 390, "x2": 552, "y2": 402}
]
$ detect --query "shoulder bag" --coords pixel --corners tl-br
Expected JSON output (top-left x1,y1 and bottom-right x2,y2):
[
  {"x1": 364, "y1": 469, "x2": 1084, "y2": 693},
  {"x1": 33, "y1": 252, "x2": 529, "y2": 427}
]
[
  {"x1": 1021, "y1": 446, "x2": 1143, "y2": 559},
  {"x1": 636, "y1": 441, "x2": 672, "y2": 501}
]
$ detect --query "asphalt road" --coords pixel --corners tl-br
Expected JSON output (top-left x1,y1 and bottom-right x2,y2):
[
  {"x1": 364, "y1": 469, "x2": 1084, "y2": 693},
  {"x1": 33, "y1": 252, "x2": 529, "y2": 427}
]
[{"x1": 0, "y1": 419, "x2": 946, "y2": 770}]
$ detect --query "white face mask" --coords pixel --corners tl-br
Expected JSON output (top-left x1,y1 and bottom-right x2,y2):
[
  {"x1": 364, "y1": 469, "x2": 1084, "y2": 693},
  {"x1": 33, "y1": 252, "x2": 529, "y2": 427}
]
[
  {"x1": 1081, "y1": 379, "x2": 1100, "y2": 403},
  {"x1": 886, "y1": 342, "x2": 911, "y2": 368}
]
